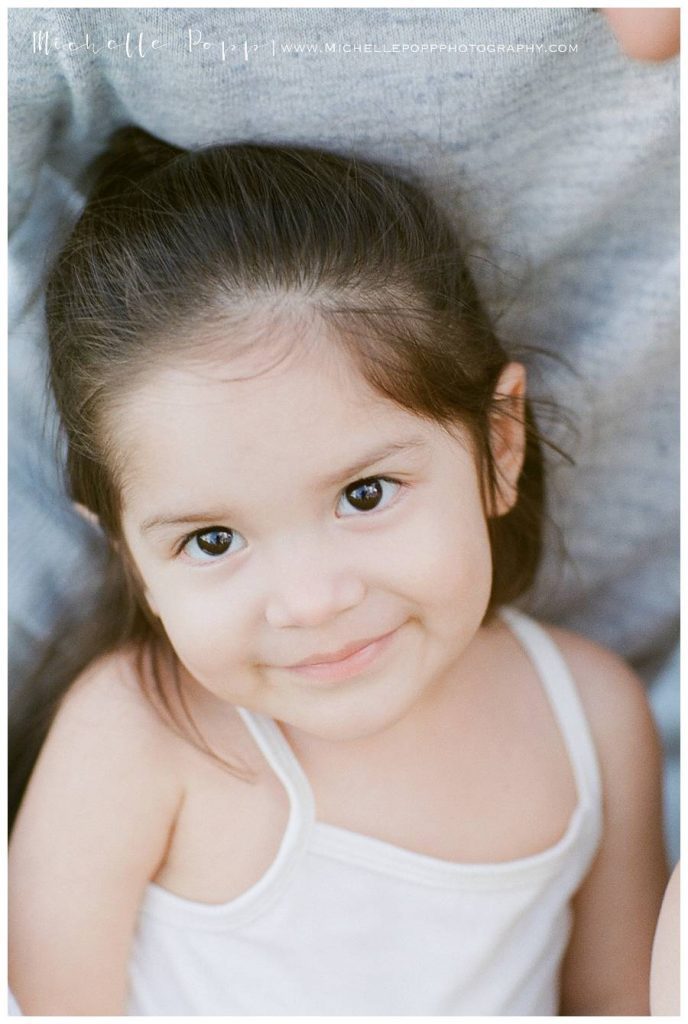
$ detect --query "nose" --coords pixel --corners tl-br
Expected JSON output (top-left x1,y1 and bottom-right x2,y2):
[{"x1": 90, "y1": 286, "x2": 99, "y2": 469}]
[{"x1": 263, "y1": 532, "x2": 367, "y2": 629}]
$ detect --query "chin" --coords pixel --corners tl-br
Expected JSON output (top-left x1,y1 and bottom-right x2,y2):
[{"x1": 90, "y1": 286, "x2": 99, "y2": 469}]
[
  {"x1": 305, "y1": 716, "x2": 394, "y2": 744},
  {"x1": 289, "y1": 686, "x2": 422, "y2": 743}
]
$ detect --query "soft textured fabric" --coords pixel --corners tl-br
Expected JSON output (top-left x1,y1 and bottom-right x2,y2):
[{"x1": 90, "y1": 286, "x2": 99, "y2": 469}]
[
  {"x1": 8, "y1": 7, "x2": 678, "y2": 859},
  {"x1": 119, "y1": 608, "x2": 601, "y2": 1015}
]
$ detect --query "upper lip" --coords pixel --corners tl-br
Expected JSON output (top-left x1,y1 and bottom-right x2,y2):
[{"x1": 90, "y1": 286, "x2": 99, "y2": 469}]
[{"x1": 287, "y1": 630, "x2": 394, "y2": 668}]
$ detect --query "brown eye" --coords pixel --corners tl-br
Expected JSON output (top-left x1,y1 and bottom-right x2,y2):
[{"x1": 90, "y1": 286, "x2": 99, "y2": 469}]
[
  {"x1": 182, "y1": 527, "x2": 245, "y2": 561},
  {"x1": 338, "y1": 477, "x2": 400, "y2": 516}
]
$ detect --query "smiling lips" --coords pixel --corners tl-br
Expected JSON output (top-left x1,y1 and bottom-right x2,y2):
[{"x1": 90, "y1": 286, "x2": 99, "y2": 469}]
[{"x1": 283, "y1": 627, "x2": 401, "y2": 683}]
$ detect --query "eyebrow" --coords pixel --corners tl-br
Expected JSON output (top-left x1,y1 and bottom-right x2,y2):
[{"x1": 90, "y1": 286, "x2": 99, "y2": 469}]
[{"x1": 138, "y1": 436, "x2": 429, "y2": 536}]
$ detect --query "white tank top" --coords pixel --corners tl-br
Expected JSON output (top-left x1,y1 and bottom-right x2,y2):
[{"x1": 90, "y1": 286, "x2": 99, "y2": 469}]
[{"x1": 121, "y1": 608, "x2": 603, "y2": 1015}]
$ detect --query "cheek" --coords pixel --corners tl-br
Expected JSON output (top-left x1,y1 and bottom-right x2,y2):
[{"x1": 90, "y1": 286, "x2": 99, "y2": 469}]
[
  {"x1": 151, "y1": 578, "x2": 252, "y2": 678},
  {"x1": 424, "y1": 512, "x2": 493, "y2": 657},
  {"x1": 400, "y1": 493, "x2": 493, "y2": 605}
]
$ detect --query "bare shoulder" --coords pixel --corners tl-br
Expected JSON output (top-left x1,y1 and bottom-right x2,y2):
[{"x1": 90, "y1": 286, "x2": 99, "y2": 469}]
[
  {"x1": 542, "y1": 624, "x2": 663, "y2": 767},
  {"x1": 43, "y1": 643, "x2": 185, "y2": 786},
  {"x1": 542, "y1": 625, "x2": 669, "y2": 1013},
  {"x1": 9, "y1": 645, "x2": 186, "y2": 1013},
  {"x1": 57, "y1": 642, "x2": 183, "y2": 757},
  {"x1": 650, "y1": 861, "x2": 680, "y2": 1014},
  {"x1": 12, "y1": 642, "x2": 185, "y2": 851}
]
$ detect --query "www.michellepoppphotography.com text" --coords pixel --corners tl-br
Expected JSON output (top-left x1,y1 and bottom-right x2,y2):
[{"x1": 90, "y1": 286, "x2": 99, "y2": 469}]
[{"x1": 29, "y1": 28, "x2": 579, "y2": 62}]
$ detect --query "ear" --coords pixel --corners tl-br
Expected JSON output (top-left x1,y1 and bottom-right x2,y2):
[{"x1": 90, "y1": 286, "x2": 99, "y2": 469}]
[
  {"x1": 488, "y1": 361, "x2": 527, "y2": 517},
  {"x1": 73, "y1": 502, "x2": 102, "y2": 530},
  {"x1": 118, "y1": 537, "x2": 161, "y2": 619},
  {"x1": 144, "y1": 589, "x2": 160, "y2": 618},
  {"x1": 74, "y1": 501, "x2": 160, "y2": 617}
]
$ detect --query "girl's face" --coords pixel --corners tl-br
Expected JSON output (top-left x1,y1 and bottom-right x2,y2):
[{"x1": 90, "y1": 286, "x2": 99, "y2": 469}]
[{"x1": 118, "y1": 320, "x2": 524, "y2": 741}]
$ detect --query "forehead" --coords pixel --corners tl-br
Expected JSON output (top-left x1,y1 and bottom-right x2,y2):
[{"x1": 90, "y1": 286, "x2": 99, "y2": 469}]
[{"x1": 111, "y1": 320, "x2": 445, "y2": 509}]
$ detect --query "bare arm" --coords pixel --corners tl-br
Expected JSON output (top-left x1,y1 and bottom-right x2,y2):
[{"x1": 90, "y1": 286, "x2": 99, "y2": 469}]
[
  {"x1": 9, "y1": 653, "x2": 184, "y2": 1015},
  {"x1": 600, "y1": 8, "x2": 680, "y2": 61},
  {"x1": 551, "y1": 630, "x2": 669, "y2": 1015},
  {"x1": 650, "y1": 860, "x2": 680, "y2": 1015}
]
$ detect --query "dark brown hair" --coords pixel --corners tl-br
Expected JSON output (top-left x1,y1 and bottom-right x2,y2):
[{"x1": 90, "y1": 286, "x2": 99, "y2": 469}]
[{"x1": 11, "y1": 126, "x2": 557, "y2": 828}]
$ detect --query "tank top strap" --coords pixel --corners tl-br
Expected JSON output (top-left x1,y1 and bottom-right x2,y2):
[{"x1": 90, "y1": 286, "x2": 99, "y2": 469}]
[
  {"x1": 498, "y1": 607, "x2": 603, "y2": 809},
  {"x1": 235, "y1": 705, "x2": 316, "y2": 834}
]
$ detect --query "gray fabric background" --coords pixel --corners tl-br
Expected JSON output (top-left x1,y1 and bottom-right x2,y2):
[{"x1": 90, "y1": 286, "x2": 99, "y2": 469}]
[{"x1": 8, "y1": 7, "x2": 679, "y2": 862}]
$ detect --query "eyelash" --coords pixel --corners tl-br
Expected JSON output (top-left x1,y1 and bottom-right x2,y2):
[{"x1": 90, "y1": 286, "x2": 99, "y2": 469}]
[{"x1": 175, "y1": 475, "x2": 405, "y2": 563}]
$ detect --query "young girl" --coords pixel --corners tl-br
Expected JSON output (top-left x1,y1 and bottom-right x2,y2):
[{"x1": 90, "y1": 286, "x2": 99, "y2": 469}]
[{"x1": 9, "y1": 127, "x2": 668, "y2": 1016}]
